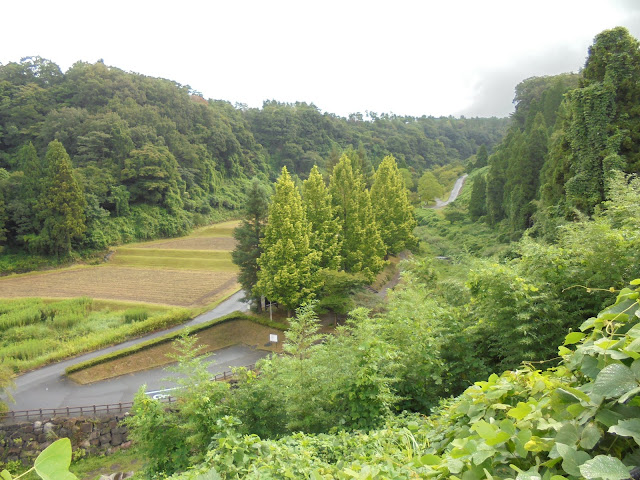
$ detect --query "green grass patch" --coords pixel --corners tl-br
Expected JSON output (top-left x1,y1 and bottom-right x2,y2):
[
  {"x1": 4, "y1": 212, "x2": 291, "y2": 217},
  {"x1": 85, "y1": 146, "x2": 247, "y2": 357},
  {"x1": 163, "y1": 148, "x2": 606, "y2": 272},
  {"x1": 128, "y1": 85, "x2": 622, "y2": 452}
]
[
  {"x1": 115, "y1": 248, "x2": 231, "y2": 259},
  {"x1": 189, "y1": 220, "x2": 239, "y2": 238},
  {"x1": 0, "y1": 297, "x2": 192, "y2": 374},
  {"x1": 70, "y1": 446, "x2": 142, "y2": 480},
  {"x1": 110, "y1": 250, "x2": 235, "y2": 271},
  {"x1": 65, "y1": 312, "x2": 287, "y2": 377}
]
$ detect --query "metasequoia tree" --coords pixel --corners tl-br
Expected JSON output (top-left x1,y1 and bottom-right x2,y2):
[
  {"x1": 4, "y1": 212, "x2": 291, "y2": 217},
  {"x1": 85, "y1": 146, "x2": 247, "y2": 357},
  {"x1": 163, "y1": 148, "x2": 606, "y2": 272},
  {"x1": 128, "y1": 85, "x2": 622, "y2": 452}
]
[{"x1": 256, "y1": 167, "x2": 320, "y2": 312}]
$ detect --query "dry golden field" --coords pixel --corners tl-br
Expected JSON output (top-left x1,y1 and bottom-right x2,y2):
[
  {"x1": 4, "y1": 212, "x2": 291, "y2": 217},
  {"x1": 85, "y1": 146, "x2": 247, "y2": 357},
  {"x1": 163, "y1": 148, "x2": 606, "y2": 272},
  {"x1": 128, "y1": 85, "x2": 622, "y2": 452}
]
[{"x1": 0, "y1": 220, "x2": 241, "y2": 308}]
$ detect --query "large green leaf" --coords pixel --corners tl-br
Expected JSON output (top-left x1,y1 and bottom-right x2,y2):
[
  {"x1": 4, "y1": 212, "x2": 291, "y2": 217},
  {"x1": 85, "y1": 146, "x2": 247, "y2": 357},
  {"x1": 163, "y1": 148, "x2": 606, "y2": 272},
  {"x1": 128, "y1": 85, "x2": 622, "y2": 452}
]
[
  {"x1": 33, "y1": 438, "x2": 77, "y2": 480},
  {"x1": 579, "y1": 455, "x2": 630, "y2": 480},
  {"x1": 556, "y1": 443, "x2": 591, "y2": 477},
  {"x1": 592, "y1": 363, "x2": 638, "y2": 399},
  {"x1": 579, "y1": 423, "x2": 601, "y2": 449},
  {"x1": 609, "y1": 418, "x2": 640, "y2": 446},
  {"x1": 508, "y1": 402, "x2": 533, "y2": 420}
]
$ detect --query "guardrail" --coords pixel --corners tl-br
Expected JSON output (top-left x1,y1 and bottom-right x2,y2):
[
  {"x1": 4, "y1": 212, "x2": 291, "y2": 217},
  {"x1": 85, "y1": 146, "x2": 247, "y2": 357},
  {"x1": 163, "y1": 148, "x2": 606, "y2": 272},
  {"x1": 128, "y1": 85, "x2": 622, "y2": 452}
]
[
  {"x1": 0, "y1": 397, "x2": 175, "y2": 423},
  {"x1": 1, "y1": 364, "x2": 257, "y2": 423}
]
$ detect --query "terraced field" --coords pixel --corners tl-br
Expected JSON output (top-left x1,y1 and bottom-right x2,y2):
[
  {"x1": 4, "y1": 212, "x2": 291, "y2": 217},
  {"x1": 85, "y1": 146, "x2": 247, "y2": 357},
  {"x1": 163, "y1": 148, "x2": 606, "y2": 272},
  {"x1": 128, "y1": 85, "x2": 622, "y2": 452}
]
[{"x1": 0, "y1": 221, "x2": 240, "y2": 308}]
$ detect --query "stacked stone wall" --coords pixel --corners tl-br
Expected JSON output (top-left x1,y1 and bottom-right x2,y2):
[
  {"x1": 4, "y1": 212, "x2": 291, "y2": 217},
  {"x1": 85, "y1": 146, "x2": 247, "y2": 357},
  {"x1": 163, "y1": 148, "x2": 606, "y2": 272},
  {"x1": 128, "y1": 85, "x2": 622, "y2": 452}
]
[{"x1": 0, "y1": 415, "x2": 130, "y2": 465}]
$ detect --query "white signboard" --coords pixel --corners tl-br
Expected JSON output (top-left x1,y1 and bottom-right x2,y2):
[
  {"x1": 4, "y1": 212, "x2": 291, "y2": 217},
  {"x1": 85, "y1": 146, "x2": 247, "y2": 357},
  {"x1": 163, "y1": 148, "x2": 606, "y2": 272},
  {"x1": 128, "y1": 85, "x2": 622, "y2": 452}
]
[{"x1": 269, "y1": 334, "x2": 278, "y2": 343}]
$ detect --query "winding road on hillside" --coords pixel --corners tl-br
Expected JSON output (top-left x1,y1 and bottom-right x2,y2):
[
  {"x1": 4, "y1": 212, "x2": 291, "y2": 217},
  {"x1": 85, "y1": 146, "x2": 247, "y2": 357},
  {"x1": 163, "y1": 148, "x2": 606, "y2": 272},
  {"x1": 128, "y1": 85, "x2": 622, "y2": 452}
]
[
  {"x1": 433, "y1": 174, "x2": 468, "y2": 208},
  {"x1": 4, "y1": 291, "x2": 270, "y2": 413}
]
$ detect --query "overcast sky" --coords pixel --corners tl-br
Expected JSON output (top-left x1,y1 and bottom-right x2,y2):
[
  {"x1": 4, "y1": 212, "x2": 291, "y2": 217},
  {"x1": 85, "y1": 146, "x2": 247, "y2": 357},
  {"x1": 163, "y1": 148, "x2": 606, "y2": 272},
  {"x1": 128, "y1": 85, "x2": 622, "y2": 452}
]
[{"x1": 2, "y1": 1, "x2": 640, "y2": 118}]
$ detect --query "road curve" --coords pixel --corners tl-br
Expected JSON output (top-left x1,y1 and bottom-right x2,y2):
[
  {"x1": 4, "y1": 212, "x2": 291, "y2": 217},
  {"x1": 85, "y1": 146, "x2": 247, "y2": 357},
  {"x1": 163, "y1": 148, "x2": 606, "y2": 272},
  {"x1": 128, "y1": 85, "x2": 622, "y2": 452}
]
[
  {"x1": 433, "y1": 174, "x2": 468, "y2": 208},
  {"x1": 3, "y1": 290, "x2": 269, "y2": 412}
]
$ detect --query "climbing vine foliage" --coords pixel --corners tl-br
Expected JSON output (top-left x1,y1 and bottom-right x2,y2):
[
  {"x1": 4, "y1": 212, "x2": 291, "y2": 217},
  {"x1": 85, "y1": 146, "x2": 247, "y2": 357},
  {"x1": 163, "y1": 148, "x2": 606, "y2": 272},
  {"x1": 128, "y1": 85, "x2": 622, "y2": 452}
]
[{"x1": 170, "y1": 282, "x2": 640, "y2": 479}]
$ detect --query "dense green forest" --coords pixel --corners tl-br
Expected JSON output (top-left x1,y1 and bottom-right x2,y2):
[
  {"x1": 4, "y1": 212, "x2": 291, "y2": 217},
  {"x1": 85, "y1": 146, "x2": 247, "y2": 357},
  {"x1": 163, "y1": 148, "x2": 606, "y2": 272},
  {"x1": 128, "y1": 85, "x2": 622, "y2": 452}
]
[
  {"x1": 468, "y1": 26, "x2": 640, "y2": 240},
  {"x1": 0, "y1": 57, "x2": 506, "y2": 272}
]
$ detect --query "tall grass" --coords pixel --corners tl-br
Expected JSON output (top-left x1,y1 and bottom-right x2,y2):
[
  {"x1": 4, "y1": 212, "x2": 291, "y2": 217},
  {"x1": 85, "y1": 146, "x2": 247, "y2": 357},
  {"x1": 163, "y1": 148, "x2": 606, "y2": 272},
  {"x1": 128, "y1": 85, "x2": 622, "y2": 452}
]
[{"x1": 0, "y1": 297, "x2": 192, "y2": 374}]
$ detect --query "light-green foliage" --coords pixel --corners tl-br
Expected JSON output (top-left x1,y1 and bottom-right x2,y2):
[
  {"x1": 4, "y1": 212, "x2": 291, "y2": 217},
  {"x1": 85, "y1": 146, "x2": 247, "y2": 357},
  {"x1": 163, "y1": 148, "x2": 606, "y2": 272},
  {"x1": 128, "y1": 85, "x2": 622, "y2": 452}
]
[
  {"x1": 257, "y1": 167, "x2": 320, "y2": 311},
  {"x1": 1, "y1": 438, "x2": 77, "y2": 480},
  {"x1": 126, "y1": 332, "x2": 230, "y2": 477},
  {"x1": 329, "y1": 155, "x2": 385, "y2": 282},
  {"x1": 301, "y1": 165, "x2": 342, "y2": 270},
  {"x1": 169, "y1": 284, "x2": 640, "y2": 480},
  {"x1": 0, "y1": 297, "x2": 186, "y2": 374},
  {"x1": 370, "y1": 155, "x2": 418, "y2": 254},
  {"x1": 417, "y1": 170, "x2": 443, "y2": 204},
  {"x1": 230, "y1": 307, "x2": 397, "y2": 436}
]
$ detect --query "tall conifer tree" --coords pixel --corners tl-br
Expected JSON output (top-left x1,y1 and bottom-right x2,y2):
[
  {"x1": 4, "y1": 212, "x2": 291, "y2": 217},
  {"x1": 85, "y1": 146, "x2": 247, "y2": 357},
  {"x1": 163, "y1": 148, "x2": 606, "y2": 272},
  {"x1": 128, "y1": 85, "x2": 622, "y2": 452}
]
[
  {"x1": 469, "y1": 174, "x2": 487, "y2": 221},
  {"x1": 329, "y1": 155, "x2": 384, "y2": 281},
  {"x1": 37, "y1": 140, "x2": 86, "y2": 256},
  {"x1": 231, "y1": 178, "x2": 270, "y2": 307},
  {"x1": 370, "y1": 155, "x2": 418, "y2": 255},
  {"x1": 302, "y1": 165, "x2": 342, "y2": 270},
  {"x1": 257, "y1": 167, "x2": 320, "y2": 312}
]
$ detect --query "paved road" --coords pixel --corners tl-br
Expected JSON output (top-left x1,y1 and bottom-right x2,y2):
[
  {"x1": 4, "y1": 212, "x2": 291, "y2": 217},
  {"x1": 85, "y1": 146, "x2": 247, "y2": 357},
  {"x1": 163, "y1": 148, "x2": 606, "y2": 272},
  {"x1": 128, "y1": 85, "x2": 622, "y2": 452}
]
[
  {"x1": 3, "y1": 291, "x2": 270, "y2": 411},
  {"x1": 434, "y1": 174, "x2": 468, "y2": 208}
]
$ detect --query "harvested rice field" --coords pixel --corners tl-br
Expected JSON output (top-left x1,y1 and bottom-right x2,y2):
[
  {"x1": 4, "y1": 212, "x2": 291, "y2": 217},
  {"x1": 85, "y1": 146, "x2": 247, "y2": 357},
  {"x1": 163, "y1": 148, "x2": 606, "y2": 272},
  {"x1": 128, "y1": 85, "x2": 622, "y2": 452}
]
[{"x1": 0, "y1": 220, "x2": 241, "y2": 308}]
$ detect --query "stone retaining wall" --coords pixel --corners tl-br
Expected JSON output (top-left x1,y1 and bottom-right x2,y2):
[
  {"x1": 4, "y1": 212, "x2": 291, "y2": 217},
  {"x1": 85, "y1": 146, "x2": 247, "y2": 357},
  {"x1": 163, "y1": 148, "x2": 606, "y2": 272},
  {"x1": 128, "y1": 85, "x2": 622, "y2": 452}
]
[{"x1": 0, "y1": 415, "x2": 131, "y2": 465}]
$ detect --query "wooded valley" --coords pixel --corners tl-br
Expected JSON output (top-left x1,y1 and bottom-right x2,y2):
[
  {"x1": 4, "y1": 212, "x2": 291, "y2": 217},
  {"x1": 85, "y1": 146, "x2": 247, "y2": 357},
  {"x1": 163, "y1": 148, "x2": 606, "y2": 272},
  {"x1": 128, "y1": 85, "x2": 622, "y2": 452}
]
[{"x1": 1, "y1": 25, "x2": 640, "y2": 480}]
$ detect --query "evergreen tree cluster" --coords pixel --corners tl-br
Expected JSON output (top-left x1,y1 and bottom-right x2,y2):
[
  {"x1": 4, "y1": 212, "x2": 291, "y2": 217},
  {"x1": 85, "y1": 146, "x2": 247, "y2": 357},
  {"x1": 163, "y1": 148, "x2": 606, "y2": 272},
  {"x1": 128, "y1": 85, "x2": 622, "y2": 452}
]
[
  {"x1": 469, "y1": 27, "x2": 640, "y2": 239},
  {"x1": 235, "y1": 153, "x2": 417, "y2": 311}
]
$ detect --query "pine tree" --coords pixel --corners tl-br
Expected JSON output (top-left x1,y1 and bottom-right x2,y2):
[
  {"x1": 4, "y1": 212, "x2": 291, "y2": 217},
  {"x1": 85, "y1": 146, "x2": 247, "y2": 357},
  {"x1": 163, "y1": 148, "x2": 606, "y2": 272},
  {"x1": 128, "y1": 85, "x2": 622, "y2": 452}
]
[
  {"x1": 370, "y1": 155, "x2": 417, "y2": 255},
  {"x1": 231, "y1": 178, "x2": 270, "y2": 307},
  {"x1": 256, "y1": 167, "x2": 320, "y2": 312},
  {"x1": 329, "y1": 155, "x2": 385, "y2": 281},
  {"x1": 301, "y1": 165, "x2": 342, "y2": 270},
  {"x1": 475, "y1": 145, "x2": 489, "y2": 169},
  {"x1": 505, "y1": 113, "x2": 548, "y2": 233},
  {"x1": 37, "y1": 140, "x2": 86, "y2": 256},
  {"x1": 469, "y1": 174, "x2": 487, "y2": 221}
]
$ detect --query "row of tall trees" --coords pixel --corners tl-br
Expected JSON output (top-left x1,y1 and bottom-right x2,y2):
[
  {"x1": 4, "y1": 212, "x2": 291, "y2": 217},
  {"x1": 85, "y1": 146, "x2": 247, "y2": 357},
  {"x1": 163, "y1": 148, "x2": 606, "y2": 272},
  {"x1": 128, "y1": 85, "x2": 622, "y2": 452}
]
[
  {"x1": 468, "y1": 27, "x2": 640, "y2": 239},
  {"x1": 233, "y1": 153, "x2": 417, "y2": 312}
]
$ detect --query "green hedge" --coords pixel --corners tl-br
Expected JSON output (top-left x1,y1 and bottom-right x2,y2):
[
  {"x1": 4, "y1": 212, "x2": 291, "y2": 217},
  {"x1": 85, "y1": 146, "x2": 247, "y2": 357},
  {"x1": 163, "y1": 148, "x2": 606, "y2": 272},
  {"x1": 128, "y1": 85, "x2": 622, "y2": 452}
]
[{"x1": 65, "y1": 312, "x2": 286, "y2": 375}]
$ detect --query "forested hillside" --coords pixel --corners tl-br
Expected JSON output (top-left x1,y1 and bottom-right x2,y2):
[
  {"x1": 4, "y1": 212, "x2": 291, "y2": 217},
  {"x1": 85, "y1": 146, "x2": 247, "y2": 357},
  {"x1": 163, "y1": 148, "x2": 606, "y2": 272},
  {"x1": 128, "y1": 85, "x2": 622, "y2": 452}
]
[
  {"x1": 469, "y1": 26, "x2": 640, "y2": 239},
  {"x1": 0, "y1": 58, "x2": 506, "y2": 269}
]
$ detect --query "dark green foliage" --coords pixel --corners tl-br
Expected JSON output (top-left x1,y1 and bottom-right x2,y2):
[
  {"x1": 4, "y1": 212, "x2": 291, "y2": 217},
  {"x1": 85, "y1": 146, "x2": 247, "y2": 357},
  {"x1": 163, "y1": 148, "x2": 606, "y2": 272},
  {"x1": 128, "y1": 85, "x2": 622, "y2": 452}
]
[
  {"x1": 121, "y1": 144, "x2": 183, "y2": 211},
  {"x1": 475, "y1": 144, "x2": 488, "y2": 168},
  {"x1": 245, "y1": 101, "x2": 508, "y2": 177},
  {"x1": 0, "y1": 57, "x2": 508, "y2": 263},
  {"x1": 468, "y1": 172, "x2": 487, "y2": 220},
  {"x1": 231, "y1": 178, "x2": 270, "y2": 306},
  {"x1": 35, "y1": 141, "x2": 86, "y2": 256}
]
